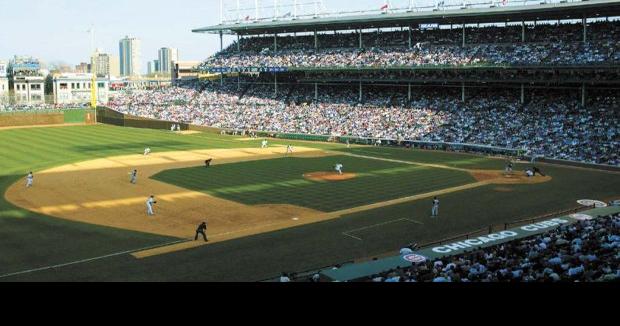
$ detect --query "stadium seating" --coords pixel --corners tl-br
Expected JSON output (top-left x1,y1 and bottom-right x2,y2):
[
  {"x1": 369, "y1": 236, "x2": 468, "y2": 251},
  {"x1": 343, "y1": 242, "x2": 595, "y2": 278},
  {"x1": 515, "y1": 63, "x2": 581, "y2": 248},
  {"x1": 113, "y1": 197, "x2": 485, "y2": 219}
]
[{"x1": 360, "y1": 213, "x2": 620, "y2": 282}]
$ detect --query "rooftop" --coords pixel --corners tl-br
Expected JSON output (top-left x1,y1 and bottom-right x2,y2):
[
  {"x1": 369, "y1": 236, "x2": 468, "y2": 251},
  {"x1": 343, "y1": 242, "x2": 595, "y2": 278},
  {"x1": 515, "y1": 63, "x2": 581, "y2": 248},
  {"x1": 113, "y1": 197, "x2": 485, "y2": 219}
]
[{"x1": 193, "y1": 0, "x2": 620, "y2": 35}]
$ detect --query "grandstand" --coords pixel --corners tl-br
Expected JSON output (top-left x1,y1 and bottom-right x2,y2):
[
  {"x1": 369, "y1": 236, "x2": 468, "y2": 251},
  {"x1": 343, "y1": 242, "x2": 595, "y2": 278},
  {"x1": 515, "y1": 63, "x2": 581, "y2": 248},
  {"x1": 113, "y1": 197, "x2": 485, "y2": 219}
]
[{"x1": 108, "y1": 0, "x2": 620, "y2": 166}]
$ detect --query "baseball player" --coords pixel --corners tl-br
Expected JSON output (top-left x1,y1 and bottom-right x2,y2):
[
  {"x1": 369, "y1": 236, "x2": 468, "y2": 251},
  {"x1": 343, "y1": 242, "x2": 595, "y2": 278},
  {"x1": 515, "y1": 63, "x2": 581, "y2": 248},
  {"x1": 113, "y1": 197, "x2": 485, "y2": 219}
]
[
  {"x1": 129, "y1": 169, "x2": 138, "y2": 184},
  {"x1": 346, "y1": 139, "x2": 351, "y2": 148},
  {"x1": 146, "y1": 195, "x2": 157, "y2": 216},
  {"x1": 195, "y1": 221, "x2": 208, "y2": 242},
  {"x1": 26, "y1": 172, "x2": 34, "y2": 188},
  {"x1": 144, "y1": 147, "x2": 151, "y2": 156},
  {"x1": 170, "y1": 124, "x2": 175, "y2": 132},
  {"x1": 335, "y1": 163, "x2": 344, "y2": 175},
  {"x1": 431, "y1": 196, "x2": 440, "y2": 217},
  {"x1": 261, "y1": 139, "x2": 268, "y2": 149},
  {"x1": 285, "y1": 145, "x2": 294, "y2": 156},
  {"x1": 505, "y1": 161, "x2": 514, "y2": 174},
  {"x1": 532, "y1": 166, "x2": 545, "y2": 177}
]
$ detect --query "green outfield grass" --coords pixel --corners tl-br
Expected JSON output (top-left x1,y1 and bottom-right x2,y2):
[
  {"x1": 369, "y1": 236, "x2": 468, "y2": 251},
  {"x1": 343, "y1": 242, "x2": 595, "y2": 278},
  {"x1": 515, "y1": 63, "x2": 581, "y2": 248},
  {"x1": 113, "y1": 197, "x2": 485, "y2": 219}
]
[
  {"x1": 152, "y1": 155, "x2": 475, "y2": 211},
  {"x1": 0, "y1": 124, "x2": 618, "y2": 281}
]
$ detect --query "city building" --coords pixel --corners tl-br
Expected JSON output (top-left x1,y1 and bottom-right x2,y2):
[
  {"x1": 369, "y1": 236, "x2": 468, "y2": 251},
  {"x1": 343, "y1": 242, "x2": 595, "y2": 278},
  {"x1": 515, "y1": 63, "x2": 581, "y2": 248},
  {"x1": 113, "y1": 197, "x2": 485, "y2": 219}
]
[
  {"x1": 75, "y1": 62, "x2": 91, "y2": 73},
  {"x1": 10, "y1": 56, "x2": 45, "y2": 104},
  {"x1": 119, "y1": 36, "x2": 142, "y2": 77},
  {"x1": 92, "y1": 49, "x2": 120, "y2": 78},
  {"x1": 158, "y1": 47, "x2": 178, "y2": 74},
  {"x1": 0, "y1": 60, "x2": 8, "y2": 103},
  {"x1": 52, "y1": 73, "x2": 109, "y2": 105},
  {"x1": 147, "y1": 61, "x2": 154, "y2": 75},
  {"x1": 154, "y1": 60, "x2": 160, "y2": 73}
]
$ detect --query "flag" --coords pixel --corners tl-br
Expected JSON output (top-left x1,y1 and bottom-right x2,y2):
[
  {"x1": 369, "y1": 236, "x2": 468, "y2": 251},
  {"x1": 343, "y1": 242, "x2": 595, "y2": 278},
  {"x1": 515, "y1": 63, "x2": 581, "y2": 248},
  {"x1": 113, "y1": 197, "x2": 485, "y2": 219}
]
[
  {"x1": 283, "y1": 12, "x2": 292, "y2": 17},
  {"x1": 245, "y1": 15, "x2": 250, "y2": 21},
  {"x1": 380, "y1": 4, "x2": 389, "y2": 10}
]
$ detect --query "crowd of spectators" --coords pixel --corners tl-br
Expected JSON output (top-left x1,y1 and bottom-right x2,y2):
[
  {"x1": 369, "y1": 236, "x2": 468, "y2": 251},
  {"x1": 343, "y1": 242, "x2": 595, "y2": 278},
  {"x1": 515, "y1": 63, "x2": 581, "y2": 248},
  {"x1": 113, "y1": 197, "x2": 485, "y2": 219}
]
[
  {"x1": 199, "y1": 21, "x2": 620, "y2": 69},
  {"x1": 107, "y1": 81, "x2": 619, "y2": 166},
  {"x1": 0, "y1": 103, "x2": 87, "y2": 112},
  {"x1": 362, "y1": 213, "x2": 620, "y2": 282}
]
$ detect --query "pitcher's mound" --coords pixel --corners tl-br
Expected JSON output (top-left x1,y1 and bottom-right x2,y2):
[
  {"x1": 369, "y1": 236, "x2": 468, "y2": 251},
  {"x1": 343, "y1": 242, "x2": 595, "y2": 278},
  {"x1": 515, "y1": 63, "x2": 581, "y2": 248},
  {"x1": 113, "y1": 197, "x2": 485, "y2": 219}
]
[{"x1": 304, "y1": 172, "x2": 357, "y2": 182}]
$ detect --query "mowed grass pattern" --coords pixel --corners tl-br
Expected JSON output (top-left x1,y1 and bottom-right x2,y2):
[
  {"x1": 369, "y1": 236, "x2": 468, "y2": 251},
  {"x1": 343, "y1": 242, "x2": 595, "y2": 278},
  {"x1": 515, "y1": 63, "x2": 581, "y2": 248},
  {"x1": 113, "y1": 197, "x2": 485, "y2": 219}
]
[{"x1": 152, "y1": 155, "x2": 476, "y2": 212}]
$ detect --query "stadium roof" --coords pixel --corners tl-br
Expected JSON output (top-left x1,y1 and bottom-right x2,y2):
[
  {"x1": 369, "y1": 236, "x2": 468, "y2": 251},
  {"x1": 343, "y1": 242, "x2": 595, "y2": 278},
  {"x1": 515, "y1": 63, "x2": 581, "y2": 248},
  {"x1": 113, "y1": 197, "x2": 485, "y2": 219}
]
[{"x1": 193, "y1": 0, "x2": 620, "y2": 35}]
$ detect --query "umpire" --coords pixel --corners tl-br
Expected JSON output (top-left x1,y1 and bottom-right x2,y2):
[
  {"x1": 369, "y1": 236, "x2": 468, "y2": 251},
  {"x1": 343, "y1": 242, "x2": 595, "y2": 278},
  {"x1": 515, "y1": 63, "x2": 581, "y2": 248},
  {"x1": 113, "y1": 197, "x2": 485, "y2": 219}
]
[{"x1": 195, "y1": 221, "x2": 208, "y2": 242}]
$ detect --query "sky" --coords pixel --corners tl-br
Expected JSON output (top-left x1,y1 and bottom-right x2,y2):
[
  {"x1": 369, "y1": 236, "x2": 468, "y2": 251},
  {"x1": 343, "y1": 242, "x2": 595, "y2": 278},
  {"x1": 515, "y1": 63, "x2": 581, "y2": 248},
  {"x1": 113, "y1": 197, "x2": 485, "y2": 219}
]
[{"x1": 0, "y1": 0, "x2": 452, "y2": 72}]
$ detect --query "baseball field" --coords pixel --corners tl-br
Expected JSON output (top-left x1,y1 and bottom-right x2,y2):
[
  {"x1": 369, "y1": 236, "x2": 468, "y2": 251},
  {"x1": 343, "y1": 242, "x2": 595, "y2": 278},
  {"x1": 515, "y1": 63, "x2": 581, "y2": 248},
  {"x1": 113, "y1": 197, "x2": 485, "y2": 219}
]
[{"x1": 1, "y1": 124, "x2": 618, "y2": 281}]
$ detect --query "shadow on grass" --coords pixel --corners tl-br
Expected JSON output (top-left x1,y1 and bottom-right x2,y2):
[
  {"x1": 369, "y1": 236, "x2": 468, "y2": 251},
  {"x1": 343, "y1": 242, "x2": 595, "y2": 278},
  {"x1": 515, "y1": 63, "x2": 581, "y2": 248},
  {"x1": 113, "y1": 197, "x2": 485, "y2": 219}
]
[{"x1": 71, "y1": 140, "x2": 194, "y2": 153}]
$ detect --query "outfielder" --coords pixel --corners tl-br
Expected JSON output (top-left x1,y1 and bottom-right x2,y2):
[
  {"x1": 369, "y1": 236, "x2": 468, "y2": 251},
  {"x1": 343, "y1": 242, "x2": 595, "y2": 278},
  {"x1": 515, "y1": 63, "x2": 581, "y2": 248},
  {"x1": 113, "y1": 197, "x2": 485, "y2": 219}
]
[
  {"x1": 335, "y1": 163, "x2": 344, "y2": 175},
  {"x1": 431, "y1": 196, "x2": 440, "y2": 217},
  {"x1": 146, "y1": 195, "x2": 157, "y2": 216},
  {"x1": 129, "y1": 169, "x2": 138, "y2": 184},
  {"x1": 144, "y1": 147, "x2": 151, "y2": 156},
  {"x1": 26, "y1": 172, "x2": 34, "y2": 188}
]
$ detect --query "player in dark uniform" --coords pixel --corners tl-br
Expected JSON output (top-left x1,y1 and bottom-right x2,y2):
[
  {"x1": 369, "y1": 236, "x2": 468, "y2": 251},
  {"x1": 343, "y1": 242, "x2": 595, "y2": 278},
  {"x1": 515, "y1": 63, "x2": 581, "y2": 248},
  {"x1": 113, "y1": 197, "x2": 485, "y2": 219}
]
[
  {"x1": 532, "y1": 166, "x2": 545, "y2": 176},
  {"x1": 205, "y1": 159, "x2": 213, "y2": 168},
  {"x1": 195, "y1": 221, "x2": 208, "y2": 242}
]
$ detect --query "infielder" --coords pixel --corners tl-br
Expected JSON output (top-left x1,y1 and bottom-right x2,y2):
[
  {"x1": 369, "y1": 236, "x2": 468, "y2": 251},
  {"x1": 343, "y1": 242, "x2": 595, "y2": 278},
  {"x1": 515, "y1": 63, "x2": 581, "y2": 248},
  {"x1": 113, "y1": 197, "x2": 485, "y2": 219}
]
[
  {"x1": 144, "y1": 147, "x2": 151, "y2": 156},
  {"x1": 129, "y1": 169, "x2": 138, "y2": 184},
  {"x1": 431, "y1": 196, "x2": 440, "y2": 217},
  {"x1": 505, "y1": 161, "x2": 514, "y2": 174},
  {"x1": 146, "y1": 195, "x2": 157, "y2": 216},
  {"x1": 285, "y1": 145, "x2": 294, "y2": 156},
  {"x1": 26, "y1": 172, "x2": 34, "y2": 188},
  {"x1": 261, "y1": 139, "x2": 268, "y2": 149},
  {"x1": 335, "y1": 163, "x2": 344, "y2": 175}
]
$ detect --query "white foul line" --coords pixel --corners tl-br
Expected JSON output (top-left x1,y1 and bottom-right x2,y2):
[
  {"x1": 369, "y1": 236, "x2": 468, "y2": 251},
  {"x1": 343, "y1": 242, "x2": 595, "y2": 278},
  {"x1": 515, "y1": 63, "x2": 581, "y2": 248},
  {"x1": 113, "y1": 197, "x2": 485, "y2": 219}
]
[
  {"x1": 342, "y1": 218, "x2": 424, "y2": 241},
  {"x1": 0, "y1": 239, "x2": 190, "y2": 280}
]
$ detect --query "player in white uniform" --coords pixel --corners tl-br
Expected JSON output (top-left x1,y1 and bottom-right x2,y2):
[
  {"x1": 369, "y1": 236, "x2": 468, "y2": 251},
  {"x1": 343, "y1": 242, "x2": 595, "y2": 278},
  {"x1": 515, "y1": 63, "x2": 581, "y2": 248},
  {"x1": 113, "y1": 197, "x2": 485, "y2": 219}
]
[
  {"x1": 129, "y1": 169, "x2": 138, "y2": 184},
  {"x1": 261, "y1": 139, "x2": 268, "y2": 148},
  {"x1": 285, "y1": 145, "x2": 294, "y2": 156},
  {"x1": 335, "y1": 163, "x2": 344, "y2": 175},
  {"x1": 431, "y1": 197, "x2": 440, "y2": 217},
  {"x1": 170, "y1": 124, "x2": 175, "y2": 132},
  {"x1": 146, "y1": 195, "x2": 157, "y2": 216},
  {"x1": 144, "y1": 147, "x2": 151, "y2": 156},
  {"x1": 26, "y1": 172, "x2": 34, "y2": 188}
]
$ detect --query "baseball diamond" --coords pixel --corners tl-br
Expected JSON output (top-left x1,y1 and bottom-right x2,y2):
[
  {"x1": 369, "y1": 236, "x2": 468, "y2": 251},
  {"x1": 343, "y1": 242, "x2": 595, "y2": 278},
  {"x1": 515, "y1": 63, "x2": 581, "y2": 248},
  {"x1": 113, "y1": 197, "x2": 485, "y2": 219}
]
[{"x1": 0, "y1": 123, "x2": 618, "y2": 281}]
